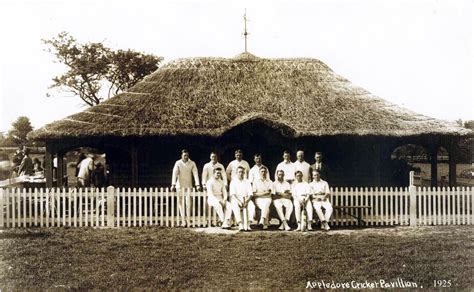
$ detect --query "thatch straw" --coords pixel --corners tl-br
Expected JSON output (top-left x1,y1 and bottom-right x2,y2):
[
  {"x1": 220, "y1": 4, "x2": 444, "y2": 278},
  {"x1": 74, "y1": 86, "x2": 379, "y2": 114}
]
[{"x1": 29, "y1": 53, "x2": 471, "y2": 140}]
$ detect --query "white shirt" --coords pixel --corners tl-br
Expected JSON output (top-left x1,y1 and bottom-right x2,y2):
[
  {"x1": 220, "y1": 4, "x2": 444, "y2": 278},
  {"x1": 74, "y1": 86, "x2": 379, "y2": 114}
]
[
  {"x1": 292, "y1": 181, "x2": 310, "y2": 199},
  {"x1": 226, "y1": 160, "x2": 250, "y2": 181},
  {"x1": 206, "y1": 178, "x2": 227, "y2": 200},
  {"x1": 275, "y1": 161, "x2": 295, "y2": 181},
  {"x1": 309, "y1": 179, "x2": 330, "y2": 200},
  {"x1": 273, "y1": 180, "x2": 292, "y2": 199},
  {"x1": 229, "y1": 178, "x2": 253, "y2": 201},
  {"x1": 171, "y1": 159, "x2": 199, "y2": 189},
  {"x1": 249, "y1": 164, "x2": 265, "y2": 184},
  {"x1": 252, "y1": 178, "x2": 274, "y2": 197},
  {"x1": 202, "y1": 162, "x2": 227, "y2": 186},
  {"x1": 77, "y1": 157, "x2": 93, "y2": 180},
  {"x1": 294, "y1": 160, "x2": 311, "y2": 182}
]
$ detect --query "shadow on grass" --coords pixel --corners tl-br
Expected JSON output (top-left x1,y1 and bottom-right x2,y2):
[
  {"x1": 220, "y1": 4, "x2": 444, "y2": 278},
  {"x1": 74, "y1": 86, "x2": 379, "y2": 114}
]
[{"x1": 0, "y1": 229, "x2": 51, "y2": 239}]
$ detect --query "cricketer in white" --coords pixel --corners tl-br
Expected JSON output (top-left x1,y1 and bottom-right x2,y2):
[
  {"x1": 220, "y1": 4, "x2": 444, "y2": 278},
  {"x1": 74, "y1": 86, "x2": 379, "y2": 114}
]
[
  {"x1": 206, "y1": 167, "x2": 232, "y2": 228},
  {"x1": 309, "y1": 169, "x2": 333, "y2": 231},
  {"x1": 272, "y1": 169, "x2": 293, "y2": 231},
  {"x1": 171, "y1": 149, "x2": 201, "y2": 227},
  {"x1": 252, "y1": 166, "x2": 273, "y2": 230},
  {"x1": 292, "y1": 170, "x2": 313, "y2": 231},
  {"x1": 229, "y1": 166, "x2": 255, "y2": 231}
]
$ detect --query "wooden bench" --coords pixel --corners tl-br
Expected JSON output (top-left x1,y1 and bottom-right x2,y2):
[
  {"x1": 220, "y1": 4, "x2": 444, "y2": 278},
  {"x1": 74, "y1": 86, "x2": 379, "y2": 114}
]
[{"x1": 334, "y1": 206, "x2": 371, "y2": 226}]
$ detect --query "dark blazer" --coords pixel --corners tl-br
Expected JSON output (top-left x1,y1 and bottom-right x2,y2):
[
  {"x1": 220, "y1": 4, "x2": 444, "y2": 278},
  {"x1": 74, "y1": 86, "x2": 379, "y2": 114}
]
[
  {"x1": 19, "y1": 156, "x2": 34, "y2": 176},
  {"x1": 310, "y1": 162, "x2": 330, "y2": 181}
]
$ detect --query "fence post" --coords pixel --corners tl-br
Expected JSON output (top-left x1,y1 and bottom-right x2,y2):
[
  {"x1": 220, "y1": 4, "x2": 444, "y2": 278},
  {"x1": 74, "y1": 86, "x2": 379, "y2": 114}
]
[
  {"x1": 409, "y1": 171, "x2": 414, "y2": 187},
  {"x1": 107, "y1": 186, "x2": 115, "y2": 227},
  {"x1": 0, "y1": 188, "x2": 4, "y2": 228},
  {"x1": 409, "y1": 173, "x2": 417, "y2": 226}
]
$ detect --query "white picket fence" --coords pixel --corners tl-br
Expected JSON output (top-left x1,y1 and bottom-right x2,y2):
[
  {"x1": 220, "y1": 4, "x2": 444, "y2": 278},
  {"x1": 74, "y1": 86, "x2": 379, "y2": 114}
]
[{"x1": 0, "y1": 186, "x2": 472, "y2": 228}]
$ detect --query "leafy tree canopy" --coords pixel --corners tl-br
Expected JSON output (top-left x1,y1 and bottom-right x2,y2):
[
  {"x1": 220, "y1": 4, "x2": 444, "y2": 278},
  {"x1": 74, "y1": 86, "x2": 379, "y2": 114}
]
[
  {"x1": 7, "y1": 116, "x2": 33, "y2": 147},
  {"x1": 43, "y1": 32, "x2": 163, "y2": 106}
]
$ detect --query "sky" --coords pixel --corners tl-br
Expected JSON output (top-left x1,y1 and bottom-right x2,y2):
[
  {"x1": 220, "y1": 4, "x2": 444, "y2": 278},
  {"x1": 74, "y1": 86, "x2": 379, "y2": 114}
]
[{"x1": 0, "y1": 0, "x2": 472, "y2": 133}]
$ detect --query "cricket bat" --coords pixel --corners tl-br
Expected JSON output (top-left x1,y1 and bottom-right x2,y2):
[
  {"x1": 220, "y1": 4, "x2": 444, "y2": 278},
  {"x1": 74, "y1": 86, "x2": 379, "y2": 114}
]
[{"x1": 243, "y1": 207, "x2": 248, "y2": 231}]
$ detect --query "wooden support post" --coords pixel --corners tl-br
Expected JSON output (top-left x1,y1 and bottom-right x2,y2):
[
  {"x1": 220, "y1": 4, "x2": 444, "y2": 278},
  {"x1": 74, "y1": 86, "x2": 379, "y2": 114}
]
[
  {"x1": 0, "y1": 188, "x2": 4, "y2": 228},
  {"x1": 429, "y1": 143, "x2": 438, "y2": 188},
  {"x1": 373, "y1": 143, "x2": 381, "y2": 186},
  {"x1": 409, "y1": 183, "x2": 417, "y2": 227},
  {"x1": 131, "y1": 144, "x2": 138, "y2": 187},
  {"x1": 107, "y1": 186, "x2": 115, "y2": 227},
  {"x1": 57, "y1": 153, "x2": 64, "y2": 187},
  {"x1": 447, "y1": 140, "x2": 458, "y2": 187},
  {"x1": 45, "y1": 144, "x2": 54, "y2": 188}
]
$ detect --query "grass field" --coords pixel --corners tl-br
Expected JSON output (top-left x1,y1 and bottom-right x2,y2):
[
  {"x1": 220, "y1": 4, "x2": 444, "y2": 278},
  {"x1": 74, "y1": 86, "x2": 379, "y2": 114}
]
[{"x1": 0, "y1": 226, "x2": 472, "y2": 289}]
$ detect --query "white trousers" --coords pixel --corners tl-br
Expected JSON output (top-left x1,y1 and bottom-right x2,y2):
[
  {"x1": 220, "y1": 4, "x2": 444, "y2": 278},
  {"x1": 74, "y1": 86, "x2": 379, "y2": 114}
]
[
  {"x1": 254, "y1": 197, "x2": 272, "y2": 223},
  {"x1": 273, "y1": 198, "x2": 293, "y2": 222},
  {"x1": 177, "y1": 189, "x2": 192, "y2": 226},
  {"x1": 312, "y1": 200, "x2": 333, "y2": 222},
  {"x1": 294, "y1": 197, "x2": 313, "y2": 223},
  {"x1": 207, "y1": 195, "x2": 232, "y2": 223},
  {"x1": 230, "y1": 199, "x2": 255, "y2": 224}
]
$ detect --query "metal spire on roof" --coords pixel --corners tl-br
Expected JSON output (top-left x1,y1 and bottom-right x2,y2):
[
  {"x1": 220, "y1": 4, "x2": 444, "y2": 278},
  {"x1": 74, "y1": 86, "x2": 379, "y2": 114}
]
[{"x1": 243, "y1": 9, "x2": 249, "y2": 53}]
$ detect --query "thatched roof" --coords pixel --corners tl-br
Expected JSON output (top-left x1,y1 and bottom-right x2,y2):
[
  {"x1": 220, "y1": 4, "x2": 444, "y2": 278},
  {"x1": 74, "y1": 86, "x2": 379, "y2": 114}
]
[{"x1": 30, "y1": 52, "x2": 470, "y2": 140}]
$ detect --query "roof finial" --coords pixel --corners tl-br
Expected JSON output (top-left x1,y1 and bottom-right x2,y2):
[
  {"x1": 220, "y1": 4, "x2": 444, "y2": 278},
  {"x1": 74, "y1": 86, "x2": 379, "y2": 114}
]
[{"x1": 243, "y1": 9, "x2": 249, "y2": 53}]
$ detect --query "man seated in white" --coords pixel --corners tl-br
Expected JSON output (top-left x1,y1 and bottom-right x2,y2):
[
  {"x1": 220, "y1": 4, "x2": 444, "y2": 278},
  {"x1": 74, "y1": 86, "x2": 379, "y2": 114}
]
[
  {"x1": 309, "y1": 169, "x2": 333, "y2": 231},
  {"x1": 229, "y1": 166, "x2": 255, "y2": 231},
  {"x1": 206, "y1": 167, "x2": 232, "y2": 229},
  {"x1": 252, "y1": 166, "x2": 273, "y2": 230},
  {"x1": 292, "y1": 170, "x2": 314, "y2": 231},
  {"x1": 272, "y1": 169, "x2": 293, "y2": 231}
]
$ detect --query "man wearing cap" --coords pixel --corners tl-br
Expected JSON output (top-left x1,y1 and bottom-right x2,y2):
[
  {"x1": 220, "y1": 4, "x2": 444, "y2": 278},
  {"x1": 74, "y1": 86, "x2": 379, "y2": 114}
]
[
  {"x1": 226, "y1": 149, "x2": 250, "y2": 182},
  {"x1": 229, "y1": 166, "x2": 254, "y2": 231},
  {"x1": 275, "y1": 151, "x2": 295, "y2": 184},
  {"x1": 292, "y1": 170, "x2": 313, "y2": 231},
  {"x1": 171, "y1": 149, "x2": 201, "y2": 227},
  {"x1": 252, "y1": 166, "x2": 273, "y2": 230},
  {"x1": 272, "y1": 169, "x2": 293, "y2": 231},
  {"x1": 309, "y1": 169, "x2": 333, "y2": 231},
  {"x1": 206, "y1": 167, "x2": 231, "y2": 228},
  {"x1": 202, "y1": 152, "x2": 227, "y2": 189}
]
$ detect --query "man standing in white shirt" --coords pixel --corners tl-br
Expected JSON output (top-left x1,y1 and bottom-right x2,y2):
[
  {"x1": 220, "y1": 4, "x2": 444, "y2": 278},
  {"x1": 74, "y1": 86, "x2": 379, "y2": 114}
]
[
  {"x1": 252, "y1": 166, "x2": 273, "y2": 230},
  {"x1": 293, "y1": 150, "x2": 311, "y2": 183},
  {"x1": 229, "y1": 166, "x2": 254, "y2": 231},
  {"x1": 272, "y1": 169, "x2": 293, "y2": 231},
  {"x1": 226, "y1": 149, "x2": 250, "y2": 182},
  {"x1": 77, "y1": 154, "x2": 94, "y2": 187},
  {"x1": 248, "y1": 153, "x2": 266, "y2": 184},
  {"x1": 292, "y1": 170, "x2": 313, "y2": 231},
  {"x1": 206, "y1": 167, "x2": 231, "y2": 228},
  {"x1": 309, "y1": 169, "x2": 333, "y2": 231},
  {"x1": 202, "y1": 152, "x2": 227, "y2": 189},
  {"x1": 171, "y1": 150, "x2": 201, "y2": 227},
  {"x1": 275, "y1": 151, "x2": 295, "y2": 184}
]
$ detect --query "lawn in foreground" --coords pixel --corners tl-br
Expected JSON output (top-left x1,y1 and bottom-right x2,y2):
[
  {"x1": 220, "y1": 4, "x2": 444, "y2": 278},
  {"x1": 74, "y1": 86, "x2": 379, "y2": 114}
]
[{"x1": 0, "y1": 226, "x2": 472, "y2": 289}]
